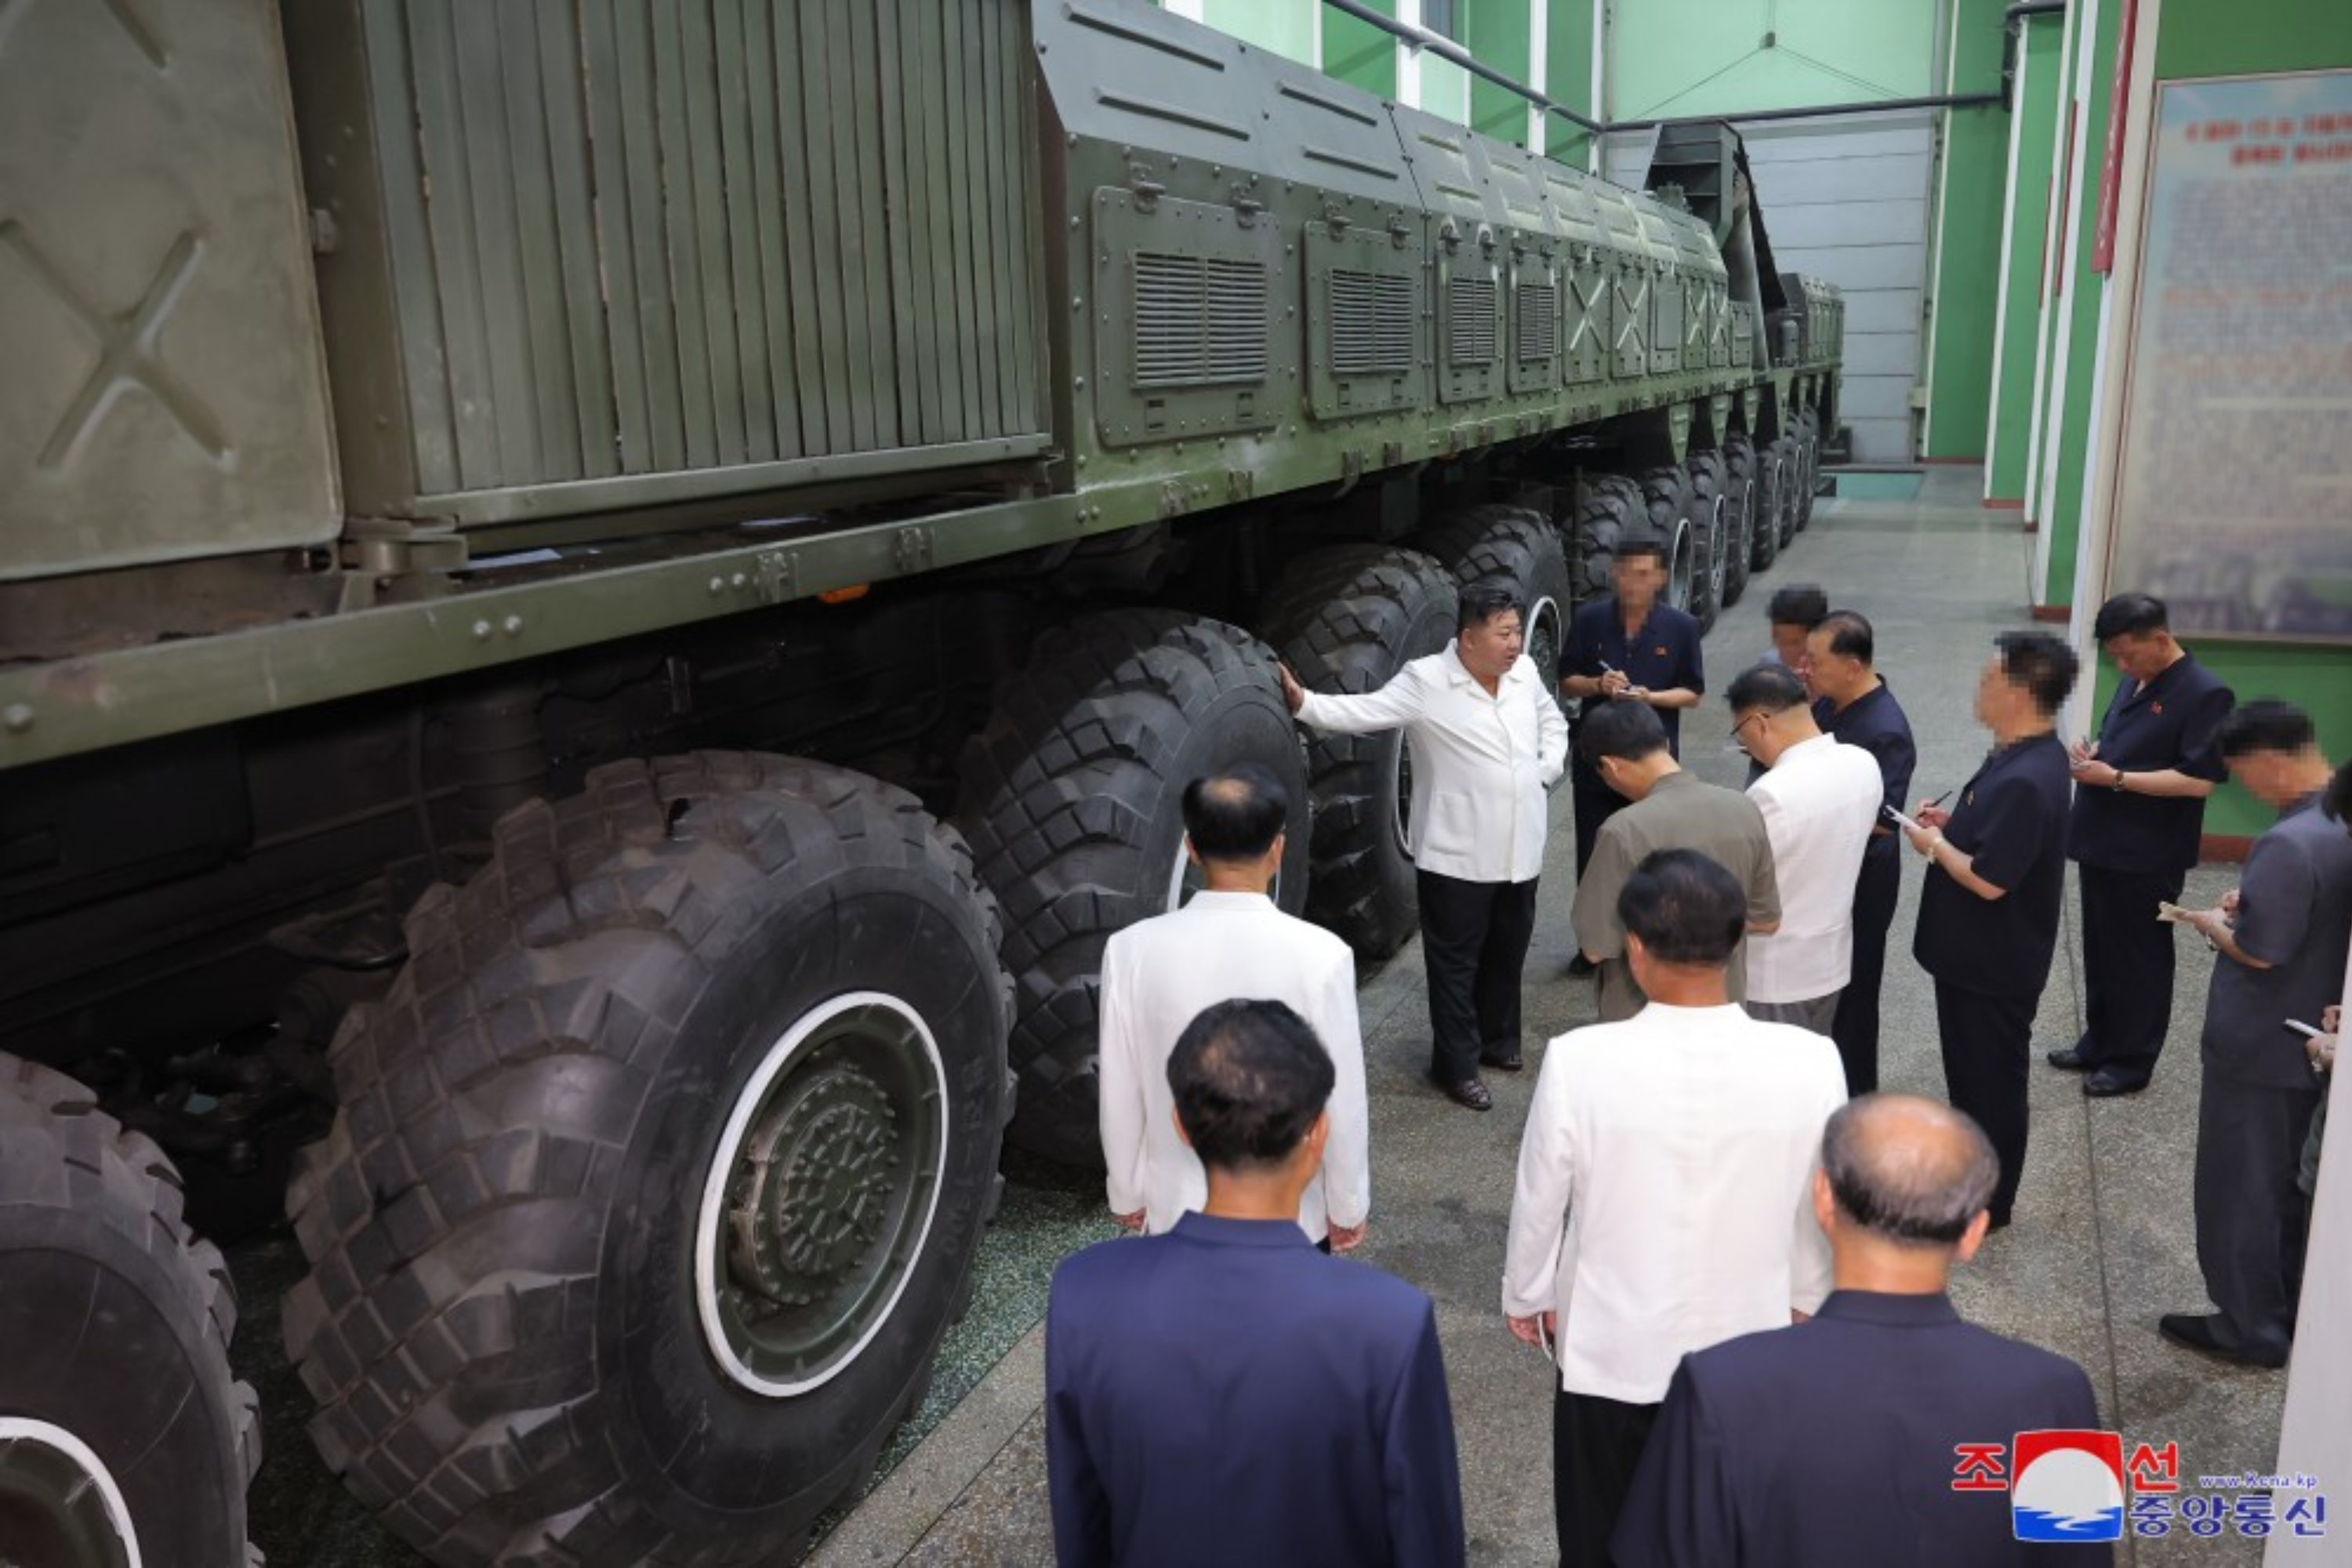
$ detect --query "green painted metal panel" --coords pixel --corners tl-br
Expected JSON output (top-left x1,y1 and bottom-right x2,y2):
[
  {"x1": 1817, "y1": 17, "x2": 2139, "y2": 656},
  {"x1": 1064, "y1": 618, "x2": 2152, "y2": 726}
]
[
  {"x1": 290, "y1": 0, "x2": 1047, "y2": 524},
  {"x1": 0, "y1": 0, "x2": 339, "y2": 583},
  {"x1": 1092, "y1": 192, "x2": 1284, "y2": 445}
]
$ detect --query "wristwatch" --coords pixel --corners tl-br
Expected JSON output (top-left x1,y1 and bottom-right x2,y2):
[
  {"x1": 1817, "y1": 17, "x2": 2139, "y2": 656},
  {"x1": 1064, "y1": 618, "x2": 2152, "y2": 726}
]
[{"x1": 2111, "y1": 771, "x2": 2129, "y2": 793}]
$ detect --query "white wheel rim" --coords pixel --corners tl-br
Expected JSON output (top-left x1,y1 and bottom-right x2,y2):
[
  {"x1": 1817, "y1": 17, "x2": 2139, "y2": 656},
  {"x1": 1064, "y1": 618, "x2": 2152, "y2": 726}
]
[
  {"x1": 693, "y1": 990, "x2": 950, "y2": 1397},
  {"x1": 0, "y1": 1417, "x2": 143, "y2": 1568}
]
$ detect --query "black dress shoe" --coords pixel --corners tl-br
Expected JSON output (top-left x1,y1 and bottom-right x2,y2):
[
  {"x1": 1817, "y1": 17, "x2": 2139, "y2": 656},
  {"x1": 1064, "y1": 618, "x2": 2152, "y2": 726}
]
[
  {"x1": 1429, "y1": 1073, "x2": 1494, "y2": 1112},
  {"x1": 1565, "y1": 953, "x2": 1597, "y2": 978},
  {"x1": 2084, "y1": 1066, "x2": 2151, "y2": 1097},
  {"x1": 2159, "y1": 1313, "x2": 2288, "y2": 1369},
  {"x1": 1479, "y1": 1049, "x2": 1526, "y2": 1073},
  {"x1": 2046, "y1": 1046, "x2": 2091, "y2": 1071}
]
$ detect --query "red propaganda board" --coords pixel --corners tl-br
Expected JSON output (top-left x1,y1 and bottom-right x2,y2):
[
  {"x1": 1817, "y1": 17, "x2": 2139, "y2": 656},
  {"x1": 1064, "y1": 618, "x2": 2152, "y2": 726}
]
[{"x1": 2092, "y1": 0, "x2": 2140, "y2": 273}]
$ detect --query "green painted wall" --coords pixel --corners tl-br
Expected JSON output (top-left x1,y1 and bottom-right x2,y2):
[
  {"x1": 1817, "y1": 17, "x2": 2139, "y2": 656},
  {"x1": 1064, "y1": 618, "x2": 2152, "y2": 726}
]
[
  {"x1": 1920, "y1": 0, "x2": 2007, "y2": 459},
  {"x1": 2100, "y1": 0, "x2": 2352, "y2": 840},
  {"x1": 1199, "y1": 0, "x2": 1317, "y2": 64},
  {"x1": 1468, "y1": 0, "x2": 1534, "y2": 141},
  {"x1": 1544, "y1": 0, "x2": 1597, "y2": 165},
  {"x1": 1326, "y1": 0, "x2": 1399, "y2": 97},
  {"x1": 1986, "y1": 14, "x2": 2061, "y2": 498},
  {"x1": 1609, "y1": 0, "x2": 1933, "y2": 119}
]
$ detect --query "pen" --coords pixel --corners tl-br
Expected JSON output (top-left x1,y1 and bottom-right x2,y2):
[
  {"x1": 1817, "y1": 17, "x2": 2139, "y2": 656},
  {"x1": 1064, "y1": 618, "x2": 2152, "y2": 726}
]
[{"x1": 1923, "y1": 789, "x2": 1953, "y2": 810}]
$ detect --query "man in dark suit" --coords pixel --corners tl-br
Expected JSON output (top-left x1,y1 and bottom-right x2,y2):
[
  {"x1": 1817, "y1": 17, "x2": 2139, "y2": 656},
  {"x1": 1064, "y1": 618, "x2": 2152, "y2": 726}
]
[
  {"x1": 1045, "y1": 999, "x2": 1466, "y2": 1567},
  {"x1": 2052, "y1": 593, "x2": 2234, "y2": 1095},
  {"x1": 1907, "y1": 630, "x2": 2079, "y2": 1229},
  {"x1": 1613, "y1": 1094, "x2": 2107, "y2": 1566}
]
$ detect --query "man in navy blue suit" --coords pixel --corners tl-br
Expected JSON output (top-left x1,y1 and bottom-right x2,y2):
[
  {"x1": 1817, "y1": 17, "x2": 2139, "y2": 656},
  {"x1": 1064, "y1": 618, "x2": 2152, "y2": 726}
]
[
  {"x1": 1045, "y1": 999, "x2": 1466, "y2": 1567},
  {"x1": 1613, "y1": 1094, "x2": 2107, "y2": 1566}
]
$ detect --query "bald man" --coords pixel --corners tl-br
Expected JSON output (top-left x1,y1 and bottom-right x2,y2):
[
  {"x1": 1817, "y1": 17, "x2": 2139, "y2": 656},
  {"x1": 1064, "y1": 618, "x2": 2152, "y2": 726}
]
[{"x1": 1614, "y1": 1095, "x2": 2103, "y2": 1566}]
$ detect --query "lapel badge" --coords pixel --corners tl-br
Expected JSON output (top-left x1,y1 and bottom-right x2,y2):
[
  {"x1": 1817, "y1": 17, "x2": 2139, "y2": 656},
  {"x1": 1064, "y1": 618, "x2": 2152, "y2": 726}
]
[
  {"x1": 2152, "y1": 701, "x2": 2164, "y2": 715},
  {"x1": 1653, "y1": 644, "x2": 1667, "y2": 657},
  {"x1": 1965, "y1": 789, "x2": 1976, "y2": 808}
]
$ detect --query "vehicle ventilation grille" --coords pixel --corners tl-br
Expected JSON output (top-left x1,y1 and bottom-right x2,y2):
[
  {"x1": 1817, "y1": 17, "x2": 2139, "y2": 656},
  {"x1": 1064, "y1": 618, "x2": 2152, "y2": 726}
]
[
  {"x1": 1133, "y1": 253, "x2": 1268, "y2": 388},
  {"x1": 1515, "y1": 283, "x2": 1557, "y2": 362},
  {"x1": 1329, "y1": 269, "x2": 1415, "y2": 376},
  {"x1": 1448, "y1": 277, "x2": 1498, "y2": 365}
]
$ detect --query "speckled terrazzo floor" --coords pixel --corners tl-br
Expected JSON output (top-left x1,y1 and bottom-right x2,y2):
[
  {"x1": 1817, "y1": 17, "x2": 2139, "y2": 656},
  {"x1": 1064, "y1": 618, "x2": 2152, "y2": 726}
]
[{"x1": 233, "y1": 470, "x2": 2306, "y2": 1566}]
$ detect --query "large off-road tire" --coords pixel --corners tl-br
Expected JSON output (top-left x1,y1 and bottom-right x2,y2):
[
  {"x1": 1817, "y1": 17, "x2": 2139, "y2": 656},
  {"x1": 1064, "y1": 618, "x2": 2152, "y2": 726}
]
[
  {"x1": 1259, "y1": 546, "x2": 1457, "y2": 960},
  {"x1": 956, "y1": 612, "x2": 1310, "y2": 1166},
  {"x1": 1719, "y1": 435, "x2": 1760, "y2": 606},
  {"x1": 284, "y1": 754, "x2": 1013, "y2": 1566},
  {"x1": 1794, "y1": 408, "x2": 1821, "y2": 531},
  {"x1": 1683, "y1": 451, "x2": 1730, "y2": 633},
  {"x1": 1637, "y1": 464, "x2": 1700, "y2": 619},
  {"x1": 1771, "y1": 433, "x2": 1803, "y2": 549},
  {"x1": 0, "y1": 1054, "x2": 261, "y2": 1568},
  {"x1": 1570, "y1": 472, "x2": 1645, "y2": 601},
  {"x1": 1741, "y1": 433, "x2": 1782, "y2": 572},
  {"x1": 1411, "y1": 504, "x2": 1573, "y2": 687}
]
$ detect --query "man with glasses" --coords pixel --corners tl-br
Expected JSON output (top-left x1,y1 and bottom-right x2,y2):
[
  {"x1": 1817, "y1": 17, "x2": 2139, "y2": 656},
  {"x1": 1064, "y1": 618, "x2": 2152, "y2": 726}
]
[
  {"x1": 1727, "y1": 663, "x2": 1882, "y2": 1036},
  {"x1": 1804, "y1": 611, "x2": 1918, "y2": 1093}
]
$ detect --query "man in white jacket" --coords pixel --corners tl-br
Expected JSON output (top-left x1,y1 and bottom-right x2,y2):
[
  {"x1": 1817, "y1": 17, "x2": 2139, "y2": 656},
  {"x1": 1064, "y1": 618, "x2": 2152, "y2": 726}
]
[
  {"x1": 1503, "y1": 848, "x2": 1846, "y2": 1567},
  {"x1": 1729, "y1": 662, "x2": 1886, "y2": 1035},
  {"x1": 1282, "y1": 585, "x2": 1570, "y2": 1112},
  {"x1": 1097, "y1": 764, "x2": 1370, "y2": 1250}
]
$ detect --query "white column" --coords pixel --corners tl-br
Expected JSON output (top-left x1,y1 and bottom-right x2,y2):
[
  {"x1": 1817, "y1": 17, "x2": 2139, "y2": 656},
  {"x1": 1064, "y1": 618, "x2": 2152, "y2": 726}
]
[
  {"x1": 1397, "y1": 0, "x2": 1423, "y2": 108},
  {"x1": 1529, "y1": 0, "x2": 1548, "y2": 154},
  {"x1": 1984, "y1": 13, "x2": 2034, "y2": 496}
]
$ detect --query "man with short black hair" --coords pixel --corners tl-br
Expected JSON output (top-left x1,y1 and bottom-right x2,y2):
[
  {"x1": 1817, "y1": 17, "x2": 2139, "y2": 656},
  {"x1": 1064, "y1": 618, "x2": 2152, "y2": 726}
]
[
  {"x1": 1098, "y1": 764, "x2": 1369, "y2": 1249},
  {"x1": 1559, "y1": 535, "x2": 1707, "y2": 891},
  {"x1": 1507, "y1": 849, "x2": 1844, "y2": 1567},
  {"x1": 2160, "y1": 702, "x2": 2352, "y2": 1368},
  {"x1": 1906, "y1": 631, "x2": 2079, "y2": 1229},
  {"x1": 1571, "y1": 702, "x2": 1780, "y2": 1022},
  {"x1": 1049, "y1": 1000, "x2": 1467, "y2": 1568},
  {"x1": 1613, "y1": 1094, "x2": 2103, "y2": 1566},
  {"x1": 1729, "y1": 662, "x2": 1883, "y2": 1035},
  {"x1": 1805, "y1": 609, "x2": 1918, "y2": 1093},
  {"x1": 2053, "y1": 592, "x2": 2235, "y2": 1096},
  {"x1": 1764, "y1": 583, "x2": 1829, "y2": 677},
  {"x1": 1283, "y1": 586, "x2": 1569, "y2": 1112}
]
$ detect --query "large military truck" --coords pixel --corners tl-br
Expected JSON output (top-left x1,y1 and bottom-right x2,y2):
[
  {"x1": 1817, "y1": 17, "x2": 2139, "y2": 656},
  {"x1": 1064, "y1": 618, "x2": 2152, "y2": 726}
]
[{"x1": 0, "y1": 2, "x2": 1840, "y2": 1563}]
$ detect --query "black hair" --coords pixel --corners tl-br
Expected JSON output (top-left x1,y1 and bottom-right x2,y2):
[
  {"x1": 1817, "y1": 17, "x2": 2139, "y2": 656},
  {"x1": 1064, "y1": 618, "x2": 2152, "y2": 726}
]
[
  {"x1": 1181, "y1": 763, "x2": 1290, "y2": 862},
  {"x1": 1766, "y1": 583, "x2": 1829, "y2": 630},
  {"x1": 1821, "y1": 1094, "x2": 1999, "y2": 1247},
  {"x1": 1992, "y1": 630, "x2": 2079, "y2": 716},
  {"x1": 1726, "y1": 661, "x2": 1809, "y2": 715},
  {"x1": 2326, "y1": 756, "x2": 2352, "y2": 826},
  {"x1": 1613, "y1": 534, "x2": 1668, "y2": 569},
  {"x1": 1458, "y1": 583, "x2": 1523, "y2": 634},
  {"x1": 2092, "y1": 592, "x2": 2169, "y2": 642},
  {"x1": 1573, "y1": 699, "x2": 1670, "y2": 769},
  {"x1": 1617, "y1": 848, "x2": 1746, "y2": 967},
  {"x1": 1813, "y1": 609, "x2": 1875, "y2": 664},
  {"x1": 2216, "y1": 699, "x2": 2314, "y2": 760},
  {"x1": 1166, "y1": 999, "x2": 1334, "y2": 1172}
]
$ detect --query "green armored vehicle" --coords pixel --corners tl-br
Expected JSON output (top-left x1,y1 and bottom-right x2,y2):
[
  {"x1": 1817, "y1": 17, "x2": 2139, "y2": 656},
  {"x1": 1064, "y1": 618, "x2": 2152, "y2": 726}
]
[{"x1": 0, "y1": 2, "x2": 1839, "y2": 1562}]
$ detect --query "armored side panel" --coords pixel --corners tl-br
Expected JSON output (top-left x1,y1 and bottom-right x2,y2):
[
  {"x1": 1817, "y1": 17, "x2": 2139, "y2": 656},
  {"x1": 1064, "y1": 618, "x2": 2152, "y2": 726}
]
[
  {"x1": 1543, "y1": 165, "x2": 1613, "y2": 389},
  {"x1": 1389, "y1": 107, "x2": 1508, "y2": 409},
  {"x1": 285, "y1": 0, "x2": 1048, "y2": 526},
  {"x1": 1776, "y1": 272, "x2": 1842, "y2": 368},
  {"x1": 0, "y1": 0, "x2": 337, "y2": 583},
  {"x1": 1483, "y1": 144, "x2": 1563, "y2": 397}
]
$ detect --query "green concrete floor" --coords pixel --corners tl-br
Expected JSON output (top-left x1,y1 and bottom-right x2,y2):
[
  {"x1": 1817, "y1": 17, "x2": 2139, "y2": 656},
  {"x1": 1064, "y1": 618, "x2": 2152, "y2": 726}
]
[{"x1": 236, "y1": 469, "x2": 2292, "y2": 1566}]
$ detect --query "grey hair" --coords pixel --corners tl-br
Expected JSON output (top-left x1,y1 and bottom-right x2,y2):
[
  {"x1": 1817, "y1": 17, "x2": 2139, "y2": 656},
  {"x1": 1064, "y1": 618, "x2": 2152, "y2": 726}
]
[{"x1": 1821, "y1": 1094, "x2": 1998, "y2": 1247}]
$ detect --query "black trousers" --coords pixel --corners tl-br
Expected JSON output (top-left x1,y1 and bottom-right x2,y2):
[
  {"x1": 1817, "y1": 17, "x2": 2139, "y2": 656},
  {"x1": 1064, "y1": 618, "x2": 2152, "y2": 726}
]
[
  {"x1": 2076, "y1": 862, "x2": 2188, "y2": 1077},
  {"x1": 1555, "y1": 1387, "x2": 1661, "y2": 1568},
  {"x1": 1935, "y1": 980, "x2": 2038, "y2": 1225},
  {"x1": 1829, "y1": 848, "x2": 1900, "y2": 1095},
  {"x1": 1570, "y1": 764, "x2": 1625, "y2": 880},
  {"x1": 1417, "y1": 869, "x2": 1538, "y2": 1083},
  {"x1": 2194, "y1": 1073, "x2": 2318, "y2": 1357}
]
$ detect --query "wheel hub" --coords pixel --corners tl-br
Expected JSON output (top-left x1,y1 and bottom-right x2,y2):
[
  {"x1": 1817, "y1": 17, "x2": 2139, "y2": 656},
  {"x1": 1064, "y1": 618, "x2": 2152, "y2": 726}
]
[
  {"x1": 727, "y1": 1068, "x2": 901, "y2": 1307},
  {"x1": 0, "y1": 1420, "x2": 140, "y2": 1568},
  {"x1": 695, "y1": 993, "x2": 949, "y2": 1396}
]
